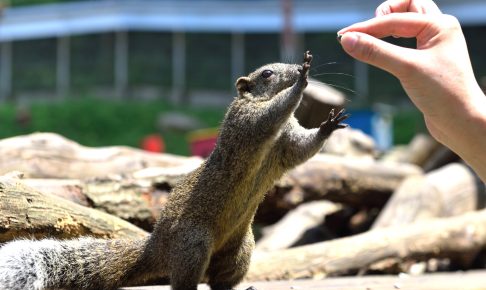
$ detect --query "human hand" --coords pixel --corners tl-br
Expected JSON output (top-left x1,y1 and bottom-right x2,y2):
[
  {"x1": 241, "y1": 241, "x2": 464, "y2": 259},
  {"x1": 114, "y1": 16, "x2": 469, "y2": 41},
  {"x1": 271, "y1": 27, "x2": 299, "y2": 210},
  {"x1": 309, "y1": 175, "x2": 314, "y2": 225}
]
[
  {"x1": 338, "y1": 0, "x2": 485, "y2": 141},
  {"x1": 338, "y1": 0, "x2": 486, "y2": 181}
]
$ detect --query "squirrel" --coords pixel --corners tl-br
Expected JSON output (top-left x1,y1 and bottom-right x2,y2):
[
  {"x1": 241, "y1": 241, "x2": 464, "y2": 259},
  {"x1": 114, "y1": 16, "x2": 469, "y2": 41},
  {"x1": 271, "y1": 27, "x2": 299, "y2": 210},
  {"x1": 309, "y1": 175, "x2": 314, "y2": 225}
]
[{"x1": 0, "y1": 51, "x2": 348, "y2": 290}]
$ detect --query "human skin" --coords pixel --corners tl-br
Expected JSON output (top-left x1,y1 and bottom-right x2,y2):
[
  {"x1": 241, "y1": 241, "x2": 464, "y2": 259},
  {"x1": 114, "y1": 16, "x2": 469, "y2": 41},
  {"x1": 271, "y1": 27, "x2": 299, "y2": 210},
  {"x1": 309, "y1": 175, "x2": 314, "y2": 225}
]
[{"x1": 338, "y1": 0, "x2": 486, "y2": 181}]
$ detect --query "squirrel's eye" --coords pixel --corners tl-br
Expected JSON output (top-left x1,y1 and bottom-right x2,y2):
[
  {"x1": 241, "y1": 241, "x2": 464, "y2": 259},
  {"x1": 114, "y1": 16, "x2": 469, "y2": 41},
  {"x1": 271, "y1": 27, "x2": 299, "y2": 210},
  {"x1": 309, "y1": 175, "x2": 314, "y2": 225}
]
[{"x1": 261, "y1": 70, "x2": 273, "y2": 79}]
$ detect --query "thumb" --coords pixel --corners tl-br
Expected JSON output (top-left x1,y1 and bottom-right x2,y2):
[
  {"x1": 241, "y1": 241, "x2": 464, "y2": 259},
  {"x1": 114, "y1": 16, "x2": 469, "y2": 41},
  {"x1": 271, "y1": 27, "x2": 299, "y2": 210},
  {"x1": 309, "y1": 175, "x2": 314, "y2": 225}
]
[{"x1": 340, "y1": 32, "x2": 414, "y2": 78}]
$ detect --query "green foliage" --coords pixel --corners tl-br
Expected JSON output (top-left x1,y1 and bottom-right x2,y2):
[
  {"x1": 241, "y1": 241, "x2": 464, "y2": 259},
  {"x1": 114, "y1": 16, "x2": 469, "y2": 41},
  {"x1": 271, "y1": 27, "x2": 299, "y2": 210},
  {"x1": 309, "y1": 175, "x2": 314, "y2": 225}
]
[
  {"x1": 393, "y1": 109, "x2": 426, "y2": 145},
  {"x1": 0, "y1": 99, "x2": 226, "y2": 156},
  {"x1": 0, "y1": 98, "x2": 425, "y2": 157}
]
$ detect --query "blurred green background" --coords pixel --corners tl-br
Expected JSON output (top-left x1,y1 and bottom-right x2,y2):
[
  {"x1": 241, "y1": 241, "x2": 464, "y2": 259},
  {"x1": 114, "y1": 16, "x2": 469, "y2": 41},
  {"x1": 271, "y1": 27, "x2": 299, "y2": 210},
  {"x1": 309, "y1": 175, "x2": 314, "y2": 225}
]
[{"x1": 0, "y1": 99, "x2": 423, "y2": 156}]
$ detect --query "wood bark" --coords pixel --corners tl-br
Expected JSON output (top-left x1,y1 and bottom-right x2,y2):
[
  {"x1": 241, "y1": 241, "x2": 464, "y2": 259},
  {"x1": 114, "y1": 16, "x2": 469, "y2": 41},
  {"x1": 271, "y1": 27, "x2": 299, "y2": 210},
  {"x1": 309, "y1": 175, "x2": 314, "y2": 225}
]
[
  {"x1": 372, "y1": 163, "x2": 483, "y2": 229},
  {"x1": 381, "y1": 134, "x2": 441, "y2": 167},
  {"x1": 422, "y1": 146, "x2": 461, "y2": 172},
  {"x1": 19, "y1": 162, "x2": 204, "y2": 230},
  {"x1": 22, "y1": 178, "x2": 160, "y2": 230},
  {"x1": 0, "y1": 132, "x2": 202, "y2": 179},
  {"x1": 402, "y1": 134, "x2": 441, "y2": 166},
  {"x1": 22, "y1": 178, "x2": 91, "y2": 207},
  {"x1": 257, "y1": 154, "x2": 422, "y2": 222},
  {"x1": 369, "y1": 163, "x2": 484, "y2": 272},
  {"x1": 247, "y1": 209, "x2": 486, "y2": 281},
  {"x1": 295, "y1": 80, "x2": 346, "y2": 129},
  {"x1": 0, "y1": 173, "x2": 148, "y2": 242},
  {"x1": 255, "y1": 201, "x2": 341, "y2": 252}
]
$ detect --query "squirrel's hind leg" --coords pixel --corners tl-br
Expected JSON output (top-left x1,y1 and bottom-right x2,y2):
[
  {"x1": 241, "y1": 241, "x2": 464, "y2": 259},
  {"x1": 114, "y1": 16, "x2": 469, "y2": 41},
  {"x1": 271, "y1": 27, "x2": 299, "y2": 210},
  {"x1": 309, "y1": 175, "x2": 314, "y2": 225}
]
[
  {"x1": 169, "y1": 230, "x2": 213, "y2": 290},
  {"x1": 207, "y1": 231, "x2": 254, "y2": 290}
]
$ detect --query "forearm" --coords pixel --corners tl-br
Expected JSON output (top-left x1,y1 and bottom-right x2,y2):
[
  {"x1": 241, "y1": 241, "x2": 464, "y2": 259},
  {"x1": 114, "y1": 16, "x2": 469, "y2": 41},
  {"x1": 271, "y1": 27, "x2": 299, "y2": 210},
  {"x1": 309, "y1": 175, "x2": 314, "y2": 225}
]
[
  {"x1": 427, "y1": 85, "x2": 486, "y2": 181},
  {"x1": 280, "y1": 126, "x2": 323, "y2": 168},
  {"x1": 265, "y1": 51, "x2": 311, "y2": 119},
  {"x1": 436, "y1": 92, "x2": 486, "y2": 182},
  {"x1": 267, "y1": 81, "x2": 305, "y2": 115}
]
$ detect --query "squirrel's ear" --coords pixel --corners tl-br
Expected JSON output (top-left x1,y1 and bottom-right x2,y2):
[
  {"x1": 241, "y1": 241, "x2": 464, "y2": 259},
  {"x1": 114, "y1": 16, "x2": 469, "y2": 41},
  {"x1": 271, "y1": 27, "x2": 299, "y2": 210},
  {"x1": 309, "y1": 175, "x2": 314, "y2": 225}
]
[{"x1": 236, "y1": 77, "x2": 251, "y2": 94}]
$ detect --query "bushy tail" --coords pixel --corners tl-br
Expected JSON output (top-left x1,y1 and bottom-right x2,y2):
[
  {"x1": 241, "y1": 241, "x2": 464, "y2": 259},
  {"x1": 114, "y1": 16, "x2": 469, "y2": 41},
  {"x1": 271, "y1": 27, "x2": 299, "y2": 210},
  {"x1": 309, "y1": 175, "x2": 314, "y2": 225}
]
[{"x1": 0, "y1": 237, "x2": 146, "y2": 290}]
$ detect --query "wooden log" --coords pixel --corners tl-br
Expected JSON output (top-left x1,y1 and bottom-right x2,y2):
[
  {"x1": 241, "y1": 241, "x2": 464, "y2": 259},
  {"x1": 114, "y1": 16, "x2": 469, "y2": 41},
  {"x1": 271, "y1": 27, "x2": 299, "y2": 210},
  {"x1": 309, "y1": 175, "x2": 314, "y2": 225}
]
[
  {"x1": 82, "y1": 177, "x2": 157, "y2": 230},
  {"x1": 22, "y1": 163, "x2": 198, "y2": 211},
  {"x1": 369, "y1": 163, "x2": 484, "y2": 272},
  {"x1": 0, "y1": 173, "x2": 148, "y2": 242},
  {"x1": 381, "y1": 134, "x2": 441, "y2": 167},
  {"x1": 0, "y1": 132, "x2": 202, "y2": 179},
  {"x1": 294, "y1": 79, "x2": 346, "y2": 129},
  {"x1": 12, "y1": 152, "x2": 415, "y2": 228},
  {"x1": 257, "y1": 154, "x2": 422, "y2": 222},
  {"x1": 372, "y1": 163, "x2": 482, "y2": 229},
  {"x1": 255, "y1": 201, "x2": 341, "y2": 252},
  {"x1": 121, "y1": 270, "x2": 486, "y2": 290},
  {"x1": 247, "y1": 209, "x2": 486, "y2": 281},
  {"x1": 321, "y1": 127, "x2": 376, "y2": 158},
  {"x1": 20, "y1": 162, "x2": 201, "y2": 230},
  {"x1": 22, "y1": 178, "x2": 90, "y2": 207},
  {"x1": 422, "y1": 146, "x2": 460, "y2": 172},
  {"x1": 22, "y1": 178, "x2": 158, "y2": 230}
]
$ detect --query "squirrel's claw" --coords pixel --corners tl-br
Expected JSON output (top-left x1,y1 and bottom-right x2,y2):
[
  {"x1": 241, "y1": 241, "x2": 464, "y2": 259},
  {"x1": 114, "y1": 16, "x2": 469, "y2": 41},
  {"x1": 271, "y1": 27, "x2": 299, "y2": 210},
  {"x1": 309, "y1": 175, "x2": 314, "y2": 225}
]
[
  {"x1": 304, "y1": 50, "x2": 313, "y2": 65},
  {"x1": 299, "y1": 50, "x2": 313, "y2": 82},
  {"x1": 320, "y1": 108, "x2": 350, "y2": 136}
]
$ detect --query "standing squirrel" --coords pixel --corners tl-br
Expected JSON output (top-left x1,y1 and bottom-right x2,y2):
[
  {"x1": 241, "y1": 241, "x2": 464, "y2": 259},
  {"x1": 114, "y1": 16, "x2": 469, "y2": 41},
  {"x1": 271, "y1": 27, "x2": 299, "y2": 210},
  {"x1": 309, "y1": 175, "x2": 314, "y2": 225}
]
[{"x1": 0, "y1": 51, "x2": 347, "y2": 290}]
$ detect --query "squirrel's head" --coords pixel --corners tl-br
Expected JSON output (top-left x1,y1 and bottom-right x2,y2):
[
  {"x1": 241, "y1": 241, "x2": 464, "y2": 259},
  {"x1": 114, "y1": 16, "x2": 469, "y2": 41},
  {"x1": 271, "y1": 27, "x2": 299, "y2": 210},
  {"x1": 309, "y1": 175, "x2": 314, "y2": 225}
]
[{"x1": 235, "y1": 63, "x2": 301, "y2": 99}]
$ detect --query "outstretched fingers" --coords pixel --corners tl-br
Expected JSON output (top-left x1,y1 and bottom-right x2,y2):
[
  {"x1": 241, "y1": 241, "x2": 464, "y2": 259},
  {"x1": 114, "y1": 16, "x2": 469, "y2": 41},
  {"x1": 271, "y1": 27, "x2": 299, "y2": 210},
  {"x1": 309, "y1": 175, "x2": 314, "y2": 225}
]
[
  {"x1": 326, "y1": 108, "x2": 349, "y2": 123},
  {"x1": 334, "y1": 109, "x2": 350, "y2": 128},
  {"x1": 326, "y1": 108, "x2": 336, "y2": 122},
  {"x1": 320, "y1": 108, "x2": 350, "y2": 136}
]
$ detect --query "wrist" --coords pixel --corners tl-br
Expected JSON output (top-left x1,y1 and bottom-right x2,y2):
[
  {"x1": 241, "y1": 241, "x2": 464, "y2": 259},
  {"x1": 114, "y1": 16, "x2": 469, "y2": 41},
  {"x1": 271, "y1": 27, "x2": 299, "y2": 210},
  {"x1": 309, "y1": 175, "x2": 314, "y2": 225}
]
[{"x1": 434, "y1": 85, "x2": 486, "y2": 181}]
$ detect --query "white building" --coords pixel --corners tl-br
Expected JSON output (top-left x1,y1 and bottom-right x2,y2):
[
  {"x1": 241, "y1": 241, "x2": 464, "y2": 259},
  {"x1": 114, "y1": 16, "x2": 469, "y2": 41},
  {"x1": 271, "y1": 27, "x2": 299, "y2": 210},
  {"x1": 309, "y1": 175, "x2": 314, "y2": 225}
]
[{"x1": 0, "y1": 0, "x2": 485, "y2": 102}]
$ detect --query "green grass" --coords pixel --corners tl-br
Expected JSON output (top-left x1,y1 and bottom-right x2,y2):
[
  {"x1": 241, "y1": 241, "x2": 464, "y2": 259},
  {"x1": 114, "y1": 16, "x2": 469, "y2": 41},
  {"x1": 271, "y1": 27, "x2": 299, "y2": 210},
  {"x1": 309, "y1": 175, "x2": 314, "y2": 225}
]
[{"x1": 0, "y1": 98, "x2": 226, "y2": 156}]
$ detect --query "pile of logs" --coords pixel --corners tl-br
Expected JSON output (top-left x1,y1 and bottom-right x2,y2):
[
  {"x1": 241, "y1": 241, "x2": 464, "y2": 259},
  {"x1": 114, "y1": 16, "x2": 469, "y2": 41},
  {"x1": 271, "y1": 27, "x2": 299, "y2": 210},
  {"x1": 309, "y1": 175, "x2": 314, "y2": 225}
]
[{"x1": 0, "y1": 131, "x2": 485, "y2": 285}]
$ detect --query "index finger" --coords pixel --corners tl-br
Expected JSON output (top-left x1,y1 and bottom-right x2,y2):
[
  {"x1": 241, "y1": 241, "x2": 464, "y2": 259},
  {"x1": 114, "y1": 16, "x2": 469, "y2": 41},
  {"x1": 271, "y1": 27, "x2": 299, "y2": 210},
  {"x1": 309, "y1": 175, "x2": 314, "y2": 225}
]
[
  {"x1": 338, "y1": 13, "x2": 438, "y2": 40},
  {"x1": 376, "y1": 0, "x2": 442, "y2": 16}
]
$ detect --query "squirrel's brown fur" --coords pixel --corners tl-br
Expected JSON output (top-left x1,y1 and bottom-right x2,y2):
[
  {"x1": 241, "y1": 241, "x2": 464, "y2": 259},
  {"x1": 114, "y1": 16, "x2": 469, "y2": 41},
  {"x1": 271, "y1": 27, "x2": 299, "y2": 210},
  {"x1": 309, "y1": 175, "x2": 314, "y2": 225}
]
[{"x1": 0, "y1": 51, "x2": 347, "y2": 290}]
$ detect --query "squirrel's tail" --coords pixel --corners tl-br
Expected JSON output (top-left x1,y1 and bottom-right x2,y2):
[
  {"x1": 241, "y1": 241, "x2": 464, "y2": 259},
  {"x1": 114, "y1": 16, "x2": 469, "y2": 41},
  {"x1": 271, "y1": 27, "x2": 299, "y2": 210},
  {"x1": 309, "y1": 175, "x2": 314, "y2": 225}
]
[{"x1": 0, "y1": 237, "x2": 146, "y2": 290}]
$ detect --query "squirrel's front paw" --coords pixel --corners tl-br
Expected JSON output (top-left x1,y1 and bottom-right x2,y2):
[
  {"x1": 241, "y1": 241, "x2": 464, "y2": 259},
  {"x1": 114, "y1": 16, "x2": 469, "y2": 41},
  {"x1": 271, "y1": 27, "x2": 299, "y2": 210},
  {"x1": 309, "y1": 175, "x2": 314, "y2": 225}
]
[
  {"x1": 319, "y1": 108, "x2": 349, "y2": 136},
  {"x1": 299, "y1": 50, "x2": 313, "y2": 85}
]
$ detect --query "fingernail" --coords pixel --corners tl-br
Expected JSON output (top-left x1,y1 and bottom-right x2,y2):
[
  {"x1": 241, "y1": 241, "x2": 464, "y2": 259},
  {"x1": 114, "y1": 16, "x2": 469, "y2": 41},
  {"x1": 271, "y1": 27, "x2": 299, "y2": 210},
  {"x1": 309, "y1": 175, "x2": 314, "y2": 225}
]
[
  {"x1": 336, "y1": 33, "x2": 343, "y2": 43},
  {"x1": 340, "y1": 33, "x2": 358, "y2": 52}
]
